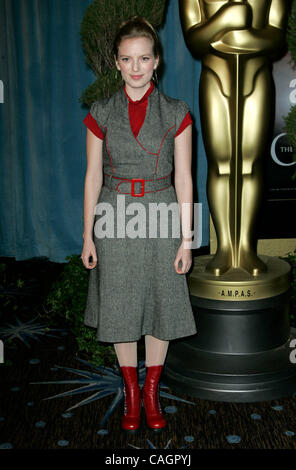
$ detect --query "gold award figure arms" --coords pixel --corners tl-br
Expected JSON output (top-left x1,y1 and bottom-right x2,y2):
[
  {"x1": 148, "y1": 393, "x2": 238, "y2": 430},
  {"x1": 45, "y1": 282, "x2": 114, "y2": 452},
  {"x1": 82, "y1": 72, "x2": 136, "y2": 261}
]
[{"x1": 179, "y1": 0, "x2": 290, "y2": 276}]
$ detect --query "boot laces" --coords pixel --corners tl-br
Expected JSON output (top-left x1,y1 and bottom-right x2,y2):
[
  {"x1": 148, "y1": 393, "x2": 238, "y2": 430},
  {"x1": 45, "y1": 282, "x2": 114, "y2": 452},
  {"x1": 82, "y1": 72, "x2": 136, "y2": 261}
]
[
  {"x1": 123, "y1": 385, "x2": 128, "y2": 415},
  {"x1": 123, "y1": 383, "x2": 139, "y2": 416}
]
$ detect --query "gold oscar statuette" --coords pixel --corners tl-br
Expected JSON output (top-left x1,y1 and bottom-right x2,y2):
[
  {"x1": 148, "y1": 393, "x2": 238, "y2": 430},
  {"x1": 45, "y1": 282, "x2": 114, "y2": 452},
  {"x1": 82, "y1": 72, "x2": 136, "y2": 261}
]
[
  {"x1": 163, "y1": 1, "x2": 296, "y2": 402},
  {"x1": 180, "y1": 0, "x2": 291, "y2": 301}
]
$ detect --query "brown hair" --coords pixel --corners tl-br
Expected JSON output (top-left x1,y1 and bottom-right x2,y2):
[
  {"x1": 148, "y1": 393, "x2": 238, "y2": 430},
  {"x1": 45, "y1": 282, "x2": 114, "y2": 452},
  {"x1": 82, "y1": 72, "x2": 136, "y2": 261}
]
[{"x1": 113, "y1": 16, "x2": 162, "y2": 62}]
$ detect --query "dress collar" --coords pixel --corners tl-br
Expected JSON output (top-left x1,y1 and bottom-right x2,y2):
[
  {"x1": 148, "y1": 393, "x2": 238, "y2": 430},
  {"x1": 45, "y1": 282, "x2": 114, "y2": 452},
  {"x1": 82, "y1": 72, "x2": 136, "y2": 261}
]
[{"x1": 123, "y1": 80, "x2": 155, "y2": 104}]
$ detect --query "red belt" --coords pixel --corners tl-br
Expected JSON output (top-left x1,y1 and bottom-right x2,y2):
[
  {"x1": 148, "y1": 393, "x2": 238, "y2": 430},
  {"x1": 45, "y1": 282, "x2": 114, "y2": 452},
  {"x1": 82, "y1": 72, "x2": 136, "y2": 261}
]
[{"x1": 104, "y1": 172, "x2": 172, "y2": 197}]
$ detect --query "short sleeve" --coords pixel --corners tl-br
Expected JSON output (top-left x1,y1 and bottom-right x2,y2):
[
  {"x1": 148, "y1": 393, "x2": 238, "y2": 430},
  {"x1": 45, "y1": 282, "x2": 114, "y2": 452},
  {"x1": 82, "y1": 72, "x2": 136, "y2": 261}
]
[
  {"x1": 83, "y1": 112, "x2": 104, "y2": 140},
  {"x1": 85, "y1": 100, "x2": 107, "y2": 139},
  {"x1": 175, "y1": 100, "x2": 191, "y2": 137},
  {"x1": 174, "y1": 111, "x2": 193, "y2": 137}
]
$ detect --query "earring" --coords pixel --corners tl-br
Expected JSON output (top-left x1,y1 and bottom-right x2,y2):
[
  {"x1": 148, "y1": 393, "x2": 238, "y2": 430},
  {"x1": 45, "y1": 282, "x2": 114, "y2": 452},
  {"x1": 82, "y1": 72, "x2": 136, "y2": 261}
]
[{"x1": 152, "y1": 69, "x2": 158, "y2": 84}]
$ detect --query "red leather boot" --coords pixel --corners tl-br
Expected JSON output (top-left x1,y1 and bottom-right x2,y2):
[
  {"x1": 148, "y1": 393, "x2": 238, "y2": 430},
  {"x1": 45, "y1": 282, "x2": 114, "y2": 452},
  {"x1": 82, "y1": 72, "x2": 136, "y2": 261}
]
[
  {"x1": 120, "y1": 366, "x2": 141, "y2": 431},
  {"x1": 142, "y1": 365, "x2": 167, "y2": 430}
]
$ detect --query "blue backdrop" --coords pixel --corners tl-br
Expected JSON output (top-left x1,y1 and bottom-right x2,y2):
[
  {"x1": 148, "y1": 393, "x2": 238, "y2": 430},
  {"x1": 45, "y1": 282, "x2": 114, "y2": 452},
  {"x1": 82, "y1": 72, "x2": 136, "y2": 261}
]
[{"x1": 0, "y1": 0, "x2": 208, "y2": 263}]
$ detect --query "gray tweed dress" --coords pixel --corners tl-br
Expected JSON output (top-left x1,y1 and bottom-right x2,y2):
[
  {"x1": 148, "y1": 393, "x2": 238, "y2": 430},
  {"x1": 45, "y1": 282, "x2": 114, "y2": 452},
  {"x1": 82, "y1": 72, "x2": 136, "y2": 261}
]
[{"x1": 83, "y1": 85, "x2": 197, "y2": 343}]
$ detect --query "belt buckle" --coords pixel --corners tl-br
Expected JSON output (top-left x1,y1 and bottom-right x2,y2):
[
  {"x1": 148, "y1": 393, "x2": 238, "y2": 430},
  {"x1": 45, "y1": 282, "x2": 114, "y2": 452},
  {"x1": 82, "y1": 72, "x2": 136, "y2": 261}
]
[{"x1": 131, "y1": 178, "x2": 145, "y2": 197}]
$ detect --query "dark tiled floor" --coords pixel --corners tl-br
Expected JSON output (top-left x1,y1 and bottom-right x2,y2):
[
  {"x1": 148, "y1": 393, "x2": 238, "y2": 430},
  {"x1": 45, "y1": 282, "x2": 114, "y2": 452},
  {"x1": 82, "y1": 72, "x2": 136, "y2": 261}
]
[{"x1": 0, "y1": 256, "x2": 296, "y2": 450}]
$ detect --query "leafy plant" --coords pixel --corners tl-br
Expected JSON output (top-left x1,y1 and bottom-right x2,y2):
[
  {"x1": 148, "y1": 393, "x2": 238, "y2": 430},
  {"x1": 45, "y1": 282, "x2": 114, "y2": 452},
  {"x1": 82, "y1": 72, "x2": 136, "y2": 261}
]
[
  {"x1": 286, "y1": 0, "x2": 296, "y2": 64},
  {"x1": 42, "y1": 254, "x2": 116, "y2": 367},
  {"x1": 283, "y1": 0, "x2": 296, "y2": 173},
  {"x1": 283, "y1": 106, "x2": 296, "y2": 179},
  {"x1": 0, "y1": 262, "x2": 29, "y2": 313},
  {"x1": 79, "y1": 0, "x2": 166, "y2": 105}
]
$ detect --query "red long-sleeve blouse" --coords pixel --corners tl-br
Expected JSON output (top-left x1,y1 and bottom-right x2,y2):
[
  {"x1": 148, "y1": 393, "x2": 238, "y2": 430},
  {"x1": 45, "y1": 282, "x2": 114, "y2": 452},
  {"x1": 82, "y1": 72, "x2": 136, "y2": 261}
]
[{"x1": 83, "y1": 81, "x2": 192, "y2": 140}]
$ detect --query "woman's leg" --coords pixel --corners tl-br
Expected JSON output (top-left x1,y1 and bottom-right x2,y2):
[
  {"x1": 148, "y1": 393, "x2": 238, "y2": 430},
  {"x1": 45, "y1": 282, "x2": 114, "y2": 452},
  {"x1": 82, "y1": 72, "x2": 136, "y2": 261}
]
[
  {"x1": 144, "y1": 335, "x2": 169, "y2": 366},
  {"x1": 114, "y1": 341, "x2": 140, "y2": 431},
  {"x1": 113, "y1": 341, "x2": 137, "y2": 366},
  {"x1": 143, "y1": 335, "x2": 169, "y2": 430}
]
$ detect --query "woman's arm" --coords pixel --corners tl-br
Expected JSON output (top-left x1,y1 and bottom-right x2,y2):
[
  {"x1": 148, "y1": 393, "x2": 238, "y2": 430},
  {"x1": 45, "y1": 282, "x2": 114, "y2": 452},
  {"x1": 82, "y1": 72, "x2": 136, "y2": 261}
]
[
  {"x1": 82, "y1": 129, "x2": 103, "y2": 269},
  {"x1": 173, "y1": 125, "x2": 193, "y2": 274}
]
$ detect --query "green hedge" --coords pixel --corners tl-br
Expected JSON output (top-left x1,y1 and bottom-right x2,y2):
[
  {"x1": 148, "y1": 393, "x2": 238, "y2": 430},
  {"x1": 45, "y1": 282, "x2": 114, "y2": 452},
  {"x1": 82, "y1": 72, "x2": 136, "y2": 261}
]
[
  {"x1": 283, "y1": 0, "x2": 296, "y2": 167},
  {"x1": 42, "y1": 255, "x2": 116, "y2": 367},
  {"x1": 79, "y1": 0, "x2": 166, "y2": 105}
]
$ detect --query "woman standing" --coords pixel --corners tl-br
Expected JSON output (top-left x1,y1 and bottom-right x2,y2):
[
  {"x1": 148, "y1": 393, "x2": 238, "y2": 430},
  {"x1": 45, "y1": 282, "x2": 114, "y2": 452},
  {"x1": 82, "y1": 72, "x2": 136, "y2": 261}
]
[{"x1": 81, "y1": 16, "x2": 197, "y2": 432}]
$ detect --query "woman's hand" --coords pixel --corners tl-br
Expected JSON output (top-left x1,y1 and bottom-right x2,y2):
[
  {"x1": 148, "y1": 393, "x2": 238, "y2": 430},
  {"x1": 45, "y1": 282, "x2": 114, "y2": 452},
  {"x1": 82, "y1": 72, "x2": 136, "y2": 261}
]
[
  {"x1": 81, "y1": 237, "x2": 97, "y2": 269},
  {"x1": 174, "y1": 240, "x2": 192, "y2": 274}
]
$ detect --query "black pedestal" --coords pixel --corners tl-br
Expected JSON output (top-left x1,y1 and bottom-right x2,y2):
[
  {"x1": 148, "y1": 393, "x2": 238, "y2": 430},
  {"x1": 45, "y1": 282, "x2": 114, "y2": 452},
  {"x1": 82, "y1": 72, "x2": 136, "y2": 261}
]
[{"x1": 163, "y1": 292, "x2": 296, "y2": 402}]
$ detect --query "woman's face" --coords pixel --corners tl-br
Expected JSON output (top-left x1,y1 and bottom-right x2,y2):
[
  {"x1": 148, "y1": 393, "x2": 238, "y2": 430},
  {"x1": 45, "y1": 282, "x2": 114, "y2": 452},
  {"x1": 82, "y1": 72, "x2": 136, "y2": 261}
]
[{"x1": 115, "y1": 36, "x2": 159, "y2": 92}]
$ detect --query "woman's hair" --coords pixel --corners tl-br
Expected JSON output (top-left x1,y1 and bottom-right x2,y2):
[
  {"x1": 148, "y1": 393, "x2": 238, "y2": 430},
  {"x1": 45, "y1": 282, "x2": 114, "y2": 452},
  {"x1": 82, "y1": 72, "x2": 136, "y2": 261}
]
[{"x1": 113, "y1": 16, "x2": 162, "y2": 62}]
